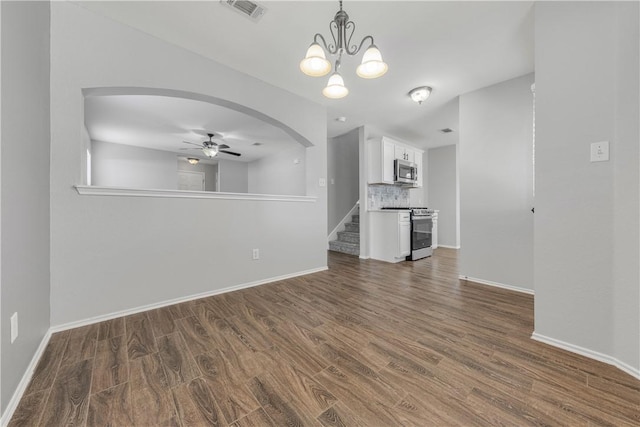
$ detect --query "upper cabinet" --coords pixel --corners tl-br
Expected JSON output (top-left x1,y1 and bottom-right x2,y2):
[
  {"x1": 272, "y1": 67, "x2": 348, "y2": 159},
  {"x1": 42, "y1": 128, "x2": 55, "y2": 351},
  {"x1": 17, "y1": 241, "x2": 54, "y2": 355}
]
[
  {"x1": 368, "y1": 136, "x2": 424, "y2": 187},
  {"x1": 414, "y1": 149, "x2": 423, "y2": 188},
  {"x1": 394, "y1": 145, "x2": 415, "y2": 163},
  {"x1": 369, "y1": 137, "x2": 396, "y2": 184}
]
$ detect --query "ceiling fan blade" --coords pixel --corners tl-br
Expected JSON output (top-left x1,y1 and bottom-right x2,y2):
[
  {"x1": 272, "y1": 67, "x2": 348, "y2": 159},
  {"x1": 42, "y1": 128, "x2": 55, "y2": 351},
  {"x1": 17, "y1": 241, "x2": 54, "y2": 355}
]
[
  {"x1": 182, "y1": 141, "x2": 203, "y2": 147},
  {"x1": 218, "y1": 144, "x2": 230, "y2": 149},
  {"x1": 179, "y1": 147, "x2": 198, "y2": 151},
  {"x1": 220, "y1": 150, "x2": 241, "y2": 157}
]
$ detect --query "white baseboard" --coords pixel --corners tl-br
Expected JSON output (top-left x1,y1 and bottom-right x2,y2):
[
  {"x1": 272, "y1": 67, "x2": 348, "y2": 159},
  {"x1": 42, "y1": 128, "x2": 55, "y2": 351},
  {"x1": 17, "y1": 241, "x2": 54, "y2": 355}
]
[
  {"x1": 531, "y1": 332, "x2": 640, "y2": 380},
  {"x1": 0, "y1": 330, "x2": 52, "y2": 427},
  {"x1": 50, "y1": 266, "x2": 327, "y2": 333},
  {"x1": 438, "y1": 245, "x2": 461, "y2": 249},
  {"x1": 458, "y1": 275, "x2": 534, "y2": 295}
]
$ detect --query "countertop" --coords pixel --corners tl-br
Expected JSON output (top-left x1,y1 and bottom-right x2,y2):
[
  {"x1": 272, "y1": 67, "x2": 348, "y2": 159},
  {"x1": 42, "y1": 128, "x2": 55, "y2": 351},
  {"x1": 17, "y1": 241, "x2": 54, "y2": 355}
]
[{"x1": 368, "y1": 208, "x2": 411, "y2": 212}]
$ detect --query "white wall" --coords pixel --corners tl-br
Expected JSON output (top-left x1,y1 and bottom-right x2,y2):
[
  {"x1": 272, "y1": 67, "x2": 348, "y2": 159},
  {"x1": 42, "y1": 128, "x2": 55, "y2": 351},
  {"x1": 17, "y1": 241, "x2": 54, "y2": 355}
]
[
  {"x1": 92, "y1": 140, "x2": 178, "y2": 190},
  {"x1": 534, "y1": 1, "x2": 639, "y2": 375},
  {"x1": 459, "y1": 73, "x2": 534, "y2": 291},
  {"x1": 612, "y1": 0, "x2": 640, "y2": 376},
  {"x1": 0, "y1": 1, "x2": 51, "y2": 415},
  {"x1": 327, "y1": 129, "x2": 359, "y2": 233},
  {"x1": 219, "y1": 159, "x2": 248, "y2": 193},
  {"x1": 428, "y1": 145, "x2": 459, "y2": 248},
  {"x1": 248, "y1": 145, "x2": 306, "y2": 196},
  {"x1": 49, "y1": 2, "x2": 327, "y2": 326}
]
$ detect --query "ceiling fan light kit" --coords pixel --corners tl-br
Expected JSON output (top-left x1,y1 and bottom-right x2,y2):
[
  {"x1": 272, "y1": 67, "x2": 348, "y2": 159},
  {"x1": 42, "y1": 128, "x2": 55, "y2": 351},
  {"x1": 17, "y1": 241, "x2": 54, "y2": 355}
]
[
  {"x1": 300, "y1": 0, "x2": 388, "y2": 98},
  {"x1": 409, "y1": 86, "x2": 432, "y2": 105},
  {"x1": 181, "y1": 132, "x2": 242, "y2": 158},
  {"x1": 202, "y1": 146, "x2": 219, "y2": 158}
]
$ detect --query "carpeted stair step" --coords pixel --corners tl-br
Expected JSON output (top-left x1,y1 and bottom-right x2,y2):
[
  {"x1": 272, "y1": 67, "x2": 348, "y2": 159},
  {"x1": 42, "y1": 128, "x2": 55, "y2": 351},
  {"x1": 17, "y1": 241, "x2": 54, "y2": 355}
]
[
  {"x1": 329, "y1": 240, "x2": 359, "y2": 256},
  {"x1": 337, "y1": 231, "x2": 360, "y2": 244},
  {"x1": 344, "y1": 222, "x2": 359, "y2": 233}
]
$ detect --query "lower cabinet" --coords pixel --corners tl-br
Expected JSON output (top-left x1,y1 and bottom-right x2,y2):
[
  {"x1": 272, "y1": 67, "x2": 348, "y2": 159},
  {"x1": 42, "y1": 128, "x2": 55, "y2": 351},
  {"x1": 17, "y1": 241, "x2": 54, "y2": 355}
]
[{"x1": 370, "y1": 211, "x2": 411, "y2": 263}]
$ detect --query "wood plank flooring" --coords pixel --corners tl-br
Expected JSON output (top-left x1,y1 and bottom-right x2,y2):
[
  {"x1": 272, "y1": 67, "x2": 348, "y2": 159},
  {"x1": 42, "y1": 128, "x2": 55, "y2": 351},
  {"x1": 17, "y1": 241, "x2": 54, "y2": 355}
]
[{"x1": 9, "y1": 249, "x2": 640, "y2": 426}]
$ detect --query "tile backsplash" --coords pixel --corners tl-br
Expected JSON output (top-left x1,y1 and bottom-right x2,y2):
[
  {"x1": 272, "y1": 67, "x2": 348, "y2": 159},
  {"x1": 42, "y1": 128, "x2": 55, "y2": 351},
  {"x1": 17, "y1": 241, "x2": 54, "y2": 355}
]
[{"x1": 368, "y1": 184, "x2": 410, "y2": 209}]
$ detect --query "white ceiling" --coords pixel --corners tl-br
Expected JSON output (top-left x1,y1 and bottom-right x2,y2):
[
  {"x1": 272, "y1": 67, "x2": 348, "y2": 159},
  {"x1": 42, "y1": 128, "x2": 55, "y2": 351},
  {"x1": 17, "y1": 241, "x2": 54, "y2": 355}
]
[
  {"x1": 85, "y1": 94, "x2": 299, "y2": 162},
  {"x1": 77, "y1": 0, "x2": 534, "y2": 149}
]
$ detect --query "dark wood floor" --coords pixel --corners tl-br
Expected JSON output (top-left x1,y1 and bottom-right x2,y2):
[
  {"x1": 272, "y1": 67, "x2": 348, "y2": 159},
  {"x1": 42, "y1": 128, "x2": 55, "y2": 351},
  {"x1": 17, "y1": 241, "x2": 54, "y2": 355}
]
[{"x1": 8, "y1": 248, "x2": 640, "y2": 426}]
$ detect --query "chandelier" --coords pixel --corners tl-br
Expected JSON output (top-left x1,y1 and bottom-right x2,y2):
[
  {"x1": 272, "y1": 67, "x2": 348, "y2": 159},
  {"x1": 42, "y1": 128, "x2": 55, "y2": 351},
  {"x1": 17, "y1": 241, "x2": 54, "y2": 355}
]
[{"x1": 299, "y1": 1, "x2": 388, "y2": 99}]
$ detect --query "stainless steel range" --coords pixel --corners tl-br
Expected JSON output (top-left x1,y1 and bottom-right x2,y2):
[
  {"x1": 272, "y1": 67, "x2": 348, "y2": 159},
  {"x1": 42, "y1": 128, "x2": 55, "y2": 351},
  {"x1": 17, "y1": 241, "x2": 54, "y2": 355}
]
[{"x1": 381, "y1": 207, "x2": 435, "y2": 261}]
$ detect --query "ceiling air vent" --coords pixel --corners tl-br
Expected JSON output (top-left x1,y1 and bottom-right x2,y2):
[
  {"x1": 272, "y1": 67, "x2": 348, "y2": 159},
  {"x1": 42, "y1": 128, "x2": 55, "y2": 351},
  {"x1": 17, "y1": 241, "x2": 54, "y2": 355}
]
[
  {"x1": 220, "y1": 0, "x2": 266, "y2": 22},
  {"x1": 439, "y1": 128, "x2": 454, "y2": 134}
]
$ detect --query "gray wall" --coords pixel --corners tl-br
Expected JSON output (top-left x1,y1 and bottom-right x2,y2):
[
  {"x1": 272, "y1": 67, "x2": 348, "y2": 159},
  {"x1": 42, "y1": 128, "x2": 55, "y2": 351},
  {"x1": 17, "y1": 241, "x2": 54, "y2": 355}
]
[
  {"x1": 428, "y1": 145, "x2": 459, "y2": 248},
  {"x1": 177, "y1": 160, "x2": 218, "y2": 192},
  {"x1": 328, "y1": 128, "x2": 359, "y2": 233},
  {"x1": 49, "y1": 2, "x2": 326, "y2": 326},
  {"x1": 248, "y1": 145, "x2": 306, "y2": 196},
  {"x1": 459, "y1": 73, "x2": 534, "y2": 291},
  {"x1": 92, "y1": 140, "x2": 178, "y2": 190},
  {"x1": 218, "y1": 159, "x2": 248, "y2": 193},
  {"x1": 534, "y1": 1, "x2": 639, "y2": 372},
  {"x1": 612, "y1": 0, "x2": 640, "y2": 375},
  {"x1": 0, "y1": 1, "x2": 51, "y2": 414}
]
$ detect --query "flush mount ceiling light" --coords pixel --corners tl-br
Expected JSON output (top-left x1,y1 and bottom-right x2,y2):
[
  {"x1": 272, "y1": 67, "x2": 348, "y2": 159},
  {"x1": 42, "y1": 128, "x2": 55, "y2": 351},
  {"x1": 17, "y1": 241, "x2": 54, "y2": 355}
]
[
  {"x1": 409, "y1": 86, "x2": 432, "y2": 105},
  {"x1": 187, "y1": 157, "x2": 200, "y2": 165},
  {"x1": 300, "y1": 0, "x2": 388, "y2": 99}
]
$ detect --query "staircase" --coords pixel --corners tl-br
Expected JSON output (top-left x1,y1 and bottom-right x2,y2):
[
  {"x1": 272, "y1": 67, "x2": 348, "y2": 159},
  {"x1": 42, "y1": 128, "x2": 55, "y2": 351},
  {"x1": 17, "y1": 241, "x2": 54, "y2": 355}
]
[{"x1": 329, "y1": 212, "x2": 360, "y2": 256}]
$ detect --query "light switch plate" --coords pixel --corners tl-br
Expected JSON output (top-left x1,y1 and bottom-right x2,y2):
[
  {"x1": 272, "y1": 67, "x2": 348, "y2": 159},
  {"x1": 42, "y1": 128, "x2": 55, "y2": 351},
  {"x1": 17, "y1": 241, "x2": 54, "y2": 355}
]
[
  {"x1": 10, "y1": 312, "x2": 18, "y2": 343},
  {"x1": 590, "y1": 141, "x2": 609, "y2": 162}
]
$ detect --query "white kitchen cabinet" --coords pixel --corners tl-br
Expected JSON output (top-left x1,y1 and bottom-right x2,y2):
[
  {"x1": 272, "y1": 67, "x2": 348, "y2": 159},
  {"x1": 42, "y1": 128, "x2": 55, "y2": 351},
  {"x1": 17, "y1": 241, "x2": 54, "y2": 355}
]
[
  {"x1": 370, "y1": 211, "x2": 411, "y2": 263},
  {"x1": 368, "y1": 137, "x2": 396, "y2": 184},
  {"x1": 414, "y1": 149, "x2": 423, "y2": 188},
  {"x1": 368, "y1": 137, "x2": 424, "y2": 186},
  {"x1": 394, "y1": 145, "x2": 415, "y2": 163},
  {"x1": 399, "y1": 219, "x2": 411, "y2": 256}
]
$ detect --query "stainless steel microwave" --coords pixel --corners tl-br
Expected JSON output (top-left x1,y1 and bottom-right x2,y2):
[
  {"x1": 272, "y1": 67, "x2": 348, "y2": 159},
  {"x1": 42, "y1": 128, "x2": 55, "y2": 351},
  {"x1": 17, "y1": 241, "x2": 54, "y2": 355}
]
[{"x1": 394, "y1": 159, "x2": 418, "y2": 185}]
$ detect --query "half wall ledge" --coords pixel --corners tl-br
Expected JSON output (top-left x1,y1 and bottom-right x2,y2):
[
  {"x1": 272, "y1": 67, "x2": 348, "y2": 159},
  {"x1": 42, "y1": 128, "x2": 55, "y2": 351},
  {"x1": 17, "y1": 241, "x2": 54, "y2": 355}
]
[{"x1": 75, "y1": 185, "x2": 317, "y2": 203}]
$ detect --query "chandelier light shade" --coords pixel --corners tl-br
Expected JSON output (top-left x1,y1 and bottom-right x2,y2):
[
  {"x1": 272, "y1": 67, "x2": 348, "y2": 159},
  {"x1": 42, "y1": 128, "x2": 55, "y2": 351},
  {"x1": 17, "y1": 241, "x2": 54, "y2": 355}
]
[
  {"x1": 187, "y1": 157, "x2": 200, "y2": 165},
  {"x1": 300, "y1": 43, "x2": 332, "y2": 77},
  {"x1": 322, "y1": 72, "x2": 349, "y2": 99},
  {"x1": 356, "y1": 45, "x2": 388, "y2": 79},
  {"x1": 300, "y1": 0, "x2": 388, "y2": 98},
  {"x1": 409, "y1": 86, "x2": 433, "y2": 105}
]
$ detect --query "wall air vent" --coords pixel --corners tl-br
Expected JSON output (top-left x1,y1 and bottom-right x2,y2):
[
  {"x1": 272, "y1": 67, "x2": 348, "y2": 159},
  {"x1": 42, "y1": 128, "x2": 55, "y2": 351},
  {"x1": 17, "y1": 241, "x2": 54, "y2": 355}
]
[
  {"x1": 220, "y1": 0, "x2": 266, "y2": 22},
  {"x1": 439, "y1": 128, "x2": 454, "y2": 134}
]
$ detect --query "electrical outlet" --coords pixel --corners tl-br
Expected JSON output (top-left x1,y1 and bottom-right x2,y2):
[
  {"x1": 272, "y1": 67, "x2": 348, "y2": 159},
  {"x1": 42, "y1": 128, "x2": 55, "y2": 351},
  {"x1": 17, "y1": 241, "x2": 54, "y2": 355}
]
[
  {"x1": 319, "y1": 178, "x2": 326, "y2": 187},
  {"x1": 10, "y1": 312, "x2": 18, "y2": 343},
  {"x1": 252, "y1": 248, "x2": 260, "y2": 260}
]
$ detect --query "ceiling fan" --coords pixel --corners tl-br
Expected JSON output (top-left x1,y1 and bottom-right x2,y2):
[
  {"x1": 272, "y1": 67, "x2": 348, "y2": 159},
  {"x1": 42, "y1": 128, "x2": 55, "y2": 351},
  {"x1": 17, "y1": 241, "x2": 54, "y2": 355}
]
[{"x1": 180, "y1": 133, "x2": 241, "y2": 158}]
